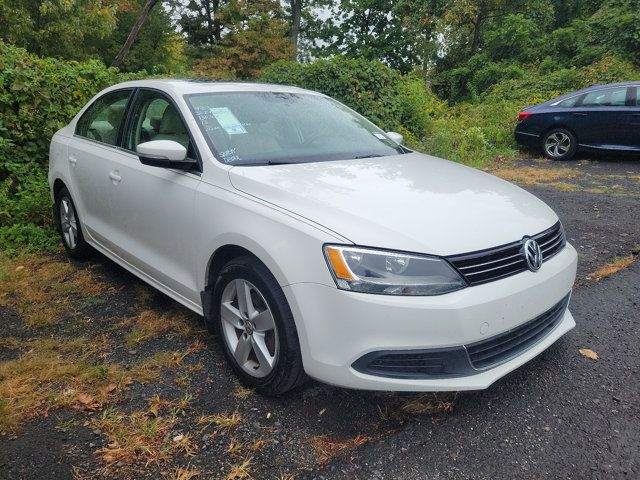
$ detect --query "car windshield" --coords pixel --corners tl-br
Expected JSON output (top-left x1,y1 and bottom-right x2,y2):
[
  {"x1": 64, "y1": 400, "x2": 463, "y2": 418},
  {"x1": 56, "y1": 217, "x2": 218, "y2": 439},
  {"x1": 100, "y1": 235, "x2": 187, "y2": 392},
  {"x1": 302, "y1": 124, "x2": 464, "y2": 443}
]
[{"x1": 185, "y1": 91, "x2": 404, "y2": 165}]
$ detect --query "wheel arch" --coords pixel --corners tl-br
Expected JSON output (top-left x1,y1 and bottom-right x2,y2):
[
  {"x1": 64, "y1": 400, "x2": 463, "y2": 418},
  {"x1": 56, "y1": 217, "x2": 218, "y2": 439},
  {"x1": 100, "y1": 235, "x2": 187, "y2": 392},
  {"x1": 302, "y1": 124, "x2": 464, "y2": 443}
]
[
  {"x1": 541, "y1": 124, "x2": 578, "y2": 144},
  {"x1": 52, "y1": 178, "x2": 67, "y2": 200},
  {"x1": 199, "y1": 240, "x2": 293, "y2": 330},
  {"x1": 202, "y1": 238, "x2": 291, "y2": 293}
]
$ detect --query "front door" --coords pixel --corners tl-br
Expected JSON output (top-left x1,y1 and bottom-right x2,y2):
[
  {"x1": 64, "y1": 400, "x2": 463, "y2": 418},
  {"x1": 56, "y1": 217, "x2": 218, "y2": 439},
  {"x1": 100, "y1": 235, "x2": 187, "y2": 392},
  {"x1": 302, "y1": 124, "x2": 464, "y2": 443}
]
[
  {"x1": 571, "y1": 86, "x2": 630, "y2": 149},
  {"x1": 106, "y1": 89, "x2": 202, "y2": 306}
]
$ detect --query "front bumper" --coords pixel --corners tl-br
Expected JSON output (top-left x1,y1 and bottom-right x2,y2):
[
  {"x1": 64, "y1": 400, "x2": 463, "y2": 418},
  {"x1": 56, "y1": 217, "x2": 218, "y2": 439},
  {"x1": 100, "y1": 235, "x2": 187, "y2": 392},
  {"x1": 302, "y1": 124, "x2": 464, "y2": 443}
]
[{"x1": 283, "y1": 243, "x2": 578, "y2": 391}]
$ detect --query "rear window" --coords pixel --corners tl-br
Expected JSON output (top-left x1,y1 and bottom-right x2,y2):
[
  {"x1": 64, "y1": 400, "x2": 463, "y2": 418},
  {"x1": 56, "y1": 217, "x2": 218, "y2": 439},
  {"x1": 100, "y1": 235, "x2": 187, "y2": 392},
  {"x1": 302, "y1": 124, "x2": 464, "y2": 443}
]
[{"x1": 76, "y1": 90, "x2": 132, "y2": 146}]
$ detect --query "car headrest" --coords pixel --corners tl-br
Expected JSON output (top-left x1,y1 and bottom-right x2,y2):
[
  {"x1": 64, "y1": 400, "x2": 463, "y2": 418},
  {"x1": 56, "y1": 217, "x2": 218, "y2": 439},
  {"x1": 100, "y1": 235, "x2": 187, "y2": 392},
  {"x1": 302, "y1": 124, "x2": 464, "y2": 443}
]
[
  {"x1": 107, "y1": 103, "x2": 126, "y2": 127},
  {"x1": 159, "y1": 106, "x2": 185, "y2": 134}
]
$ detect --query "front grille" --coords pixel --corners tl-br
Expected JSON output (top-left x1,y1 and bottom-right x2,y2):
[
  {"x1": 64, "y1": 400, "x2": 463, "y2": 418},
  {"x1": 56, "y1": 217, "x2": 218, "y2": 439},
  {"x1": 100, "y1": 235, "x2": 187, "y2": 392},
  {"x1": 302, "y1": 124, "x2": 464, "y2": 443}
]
[
  {"x1": 447, "y1": 222, "x2": 566, "y2": 286},
  {"x1": 466, "y1": 294, "x2": 570, "y2": 370}
]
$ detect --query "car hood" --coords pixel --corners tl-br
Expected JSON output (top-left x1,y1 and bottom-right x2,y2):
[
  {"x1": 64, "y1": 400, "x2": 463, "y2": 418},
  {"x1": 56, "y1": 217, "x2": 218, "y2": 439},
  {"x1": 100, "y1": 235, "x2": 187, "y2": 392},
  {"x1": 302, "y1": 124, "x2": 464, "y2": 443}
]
[{"x1": 228, "y1": 152, "x2": 558, "y2": 256}]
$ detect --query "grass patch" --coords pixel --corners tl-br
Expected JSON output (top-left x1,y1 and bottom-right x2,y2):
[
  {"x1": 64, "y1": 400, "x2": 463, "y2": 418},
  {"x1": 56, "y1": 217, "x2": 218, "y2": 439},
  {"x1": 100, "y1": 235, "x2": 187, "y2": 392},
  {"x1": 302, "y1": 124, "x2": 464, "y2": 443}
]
[
  {"x1": 167, "y1": 466, "x2": 201, "y2": 480},
  {"x1": 92, "y1": 406, "x2": 196, "y2": 467},
  {"x1": 225, "y1": 457, "x2": 253, "y2": 480},
  {"x1": 310, "y1": 434, "x2": 373, "y2": 465},
  {"x1": 586, "y1": 255, "x2": 637, "y2": 281},
  {"x1": 0, "y1": 254, "x2": 110, "y2": 327},
  {"x1": 546, "y1": 182, "x2": 582, "y2": 192},
  {"x1": 122, "y1": 309, "x2": 196, "y2": 346},
  {"x1": 395, "y1": 394, "x2": 455, "y2": 415},
  {"x1": 0, "y1": 337, "x2": 123, "y2": 433},
  {"x1": 233, "y1": 385, "x2": 253, "y2": 400},
  {"x1": 492, "y1": 166, "x2": 580, "y2": 185},
  {"x1": 198, "y1": 411, "x2": 241, "y2": 433}
]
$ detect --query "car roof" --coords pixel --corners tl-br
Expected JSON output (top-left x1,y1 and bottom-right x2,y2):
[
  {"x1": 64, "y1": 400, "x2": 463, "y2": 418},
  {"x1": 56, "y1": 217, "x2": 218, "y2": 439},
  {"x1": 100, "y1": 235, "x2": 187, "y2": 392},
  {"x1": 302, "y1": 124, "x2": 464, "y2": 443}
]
[{"x1": 107, "y1": 79, "x2": 320, "y2": 96}]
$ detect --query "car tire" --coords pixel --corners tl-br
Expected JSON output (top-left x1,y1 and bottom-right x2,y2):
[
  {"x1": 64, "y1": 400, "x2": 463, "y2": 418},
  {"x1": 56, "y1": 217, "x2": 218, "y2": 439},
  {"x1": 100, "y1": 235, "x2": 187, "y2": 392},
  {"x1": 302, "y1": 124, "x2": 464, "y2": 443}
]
[
  {"x1": 212, "y1": 255, "x2": 307, "y2": 395},
  {"x1": 542, "y1": 128, "x2": 577, "y2": 161},
  {"x1": 54, "y1": 186, "x2": 93, "y2": 259}
]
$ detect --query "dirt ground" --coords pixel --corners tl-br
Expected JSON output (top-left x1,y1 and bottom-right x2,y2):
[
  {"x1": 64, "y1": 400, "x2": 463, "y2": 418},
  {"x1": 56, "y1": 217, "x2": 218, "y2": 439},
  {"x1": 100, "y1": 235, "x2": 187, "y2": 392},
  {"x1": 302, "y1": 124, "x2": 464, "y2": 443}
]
[{"x1": 1, "y1": 155, "x2": 638, "y2": 480}]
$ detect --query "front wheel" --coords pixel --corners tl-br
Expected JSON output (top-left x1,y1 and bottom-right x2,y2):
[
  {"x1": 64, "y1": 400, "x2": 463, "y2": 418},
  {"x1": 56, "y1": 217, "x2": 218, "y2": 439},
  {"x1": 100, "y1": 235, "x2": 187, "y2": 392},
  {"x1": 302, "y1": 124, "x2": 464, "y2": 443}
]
[
  {"x1": 542, "y1": 128, "x2": 577, "y2": 160},
  {"x1": 212, "y1": 256, "x2": 307, "y2": 395}
]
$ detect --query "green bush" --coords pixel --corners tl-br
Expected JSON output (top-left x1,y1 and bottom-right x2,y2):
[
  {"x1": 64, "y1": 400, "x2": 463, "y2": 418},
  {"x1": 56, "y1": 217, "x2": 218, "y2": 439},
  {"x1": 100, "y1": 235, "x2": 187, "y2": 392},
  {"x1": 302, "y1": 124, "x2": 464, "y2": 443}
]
[
  {"x1": 261, "y1": 57, "x2": 442, "y2": 143},
  {"x1": 0, "y1": 42, "x2": 144, "y2": 254}
]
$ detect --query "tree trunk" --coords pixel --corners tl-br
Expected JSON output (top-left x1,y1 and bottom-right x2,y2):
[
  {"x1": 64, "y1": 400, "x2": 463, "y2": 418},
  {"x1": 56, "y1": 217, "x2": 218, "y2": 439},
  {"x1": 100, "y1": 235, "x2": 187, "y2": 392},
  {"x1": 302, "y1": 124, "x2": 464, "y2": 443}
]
[
  {"x1": 289, "y1": 0, "x2": 302, "y2": 59},
  {"x1": 212, "y1": 0, "x2": 221, "y2": 41},
  {"x1": 469, "y1": 3, "x2": 487, "y2": 56},
  {"x1": 111, "y1": 0, "x2": 160, "y2": 68},
  {"x1": 205, "y1": 0, "x2": 214, "y2": 44}
]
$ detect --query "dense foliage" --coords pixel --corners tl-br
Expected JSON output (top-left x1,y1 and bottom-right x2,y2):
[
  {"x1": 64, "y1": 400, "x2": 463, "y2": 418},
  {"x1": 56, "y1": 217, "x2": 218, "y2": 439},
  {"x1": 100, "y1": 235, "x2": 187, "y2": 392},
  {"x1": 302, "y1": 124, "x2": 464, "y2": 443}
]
[
  {"x1": 0, "y1": 43, "x2": 143, "y2": 254},
  {"x1": 262, "y1": 58, "x2": 439, "y2": 141}
]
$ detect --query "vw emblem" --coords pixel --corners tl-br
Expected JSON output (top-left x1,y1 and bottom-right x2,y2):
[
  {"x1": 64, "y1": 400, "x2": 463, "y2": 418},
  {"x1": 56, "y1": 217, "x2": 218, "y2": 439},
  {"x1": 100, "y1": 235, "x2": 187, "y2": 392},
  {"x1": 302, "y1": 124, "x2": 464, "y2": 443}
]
[{"x1": 523, "y1": 238, "x2": 543, "y2": 272}]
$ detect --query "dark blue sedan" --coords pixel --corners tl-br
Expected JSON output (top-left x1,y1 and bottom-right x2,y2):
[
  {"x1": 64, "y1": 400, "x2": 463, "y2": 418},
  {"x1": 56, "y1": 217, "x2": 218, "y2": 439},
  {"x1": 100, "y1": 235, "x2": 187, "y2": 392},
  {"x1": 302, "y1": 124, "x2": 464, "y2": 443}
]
[{"x1": 515, "y1": 82, "x2": 640, "y2": 160}]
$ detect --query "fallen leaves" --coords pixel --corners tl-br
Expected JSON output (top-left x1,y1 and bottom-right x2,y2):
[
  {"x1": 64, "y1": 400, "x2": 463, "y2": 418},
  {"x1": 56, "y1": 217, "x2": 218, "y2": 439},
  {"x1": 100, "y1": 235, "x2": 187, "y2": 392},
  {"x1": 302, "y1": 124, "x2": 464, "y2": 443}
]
[
  {"x1": 579, "y1": 348, "x2": 599, "y2": 361},
  {"x1": 76, "y1": 393, "x2": 102, "y2": 411}
]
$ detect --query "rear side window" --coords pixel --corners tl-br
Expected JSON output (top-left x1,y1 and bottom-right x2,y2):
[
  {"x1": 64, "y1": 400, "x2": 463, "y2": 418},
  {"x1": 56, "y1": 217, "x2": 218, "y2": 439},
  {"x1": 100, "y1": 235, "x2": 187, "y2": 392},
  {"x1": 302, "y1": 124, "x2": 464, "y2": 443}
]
[
  {"x1": 580, "y1": 87, "x2": 628, "y2": 107},
  {"x1": 76, "y1": 90, "x2": 132, "y2": 146},
  {"x1": 634, "y1": 87, "x2": 640, "y2": 106},
  {"x1": 557, "y1": 97, "x2": 579, "y2": 108}
]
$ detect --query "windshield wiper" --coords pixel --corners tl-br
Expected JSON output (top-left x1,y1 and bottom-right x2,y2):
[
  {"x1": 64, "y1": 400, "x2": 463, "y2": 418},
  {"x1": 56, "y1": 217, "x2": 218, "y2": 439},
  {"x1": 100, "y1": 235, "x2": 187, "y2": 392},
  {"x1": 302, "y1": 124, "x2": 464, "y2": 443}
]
[
  {"x1": 266, "y1": 160, "x2": 303, "y2": 165},
  {"x1": 354, "y1": 154, "x2": 384, "y2": 159}
]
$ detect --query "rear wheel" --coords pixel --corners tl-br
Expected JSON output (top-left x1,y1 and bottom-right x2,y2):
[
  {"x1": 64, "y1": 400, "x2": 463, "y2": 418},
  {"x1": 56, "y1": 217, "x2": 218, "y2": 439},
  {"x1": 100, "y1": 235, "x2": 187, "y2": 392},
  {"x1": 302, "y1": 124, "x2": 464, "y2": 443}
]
[
  {"x1": 55, "y1": 186, "x2": 93, "y2": 259},
  {"x1": 542, "y1": 128, "x2": 577, "y2": 160},
  {"x1": 212, "y1": 256, "x2": 307, "y2": 395}
]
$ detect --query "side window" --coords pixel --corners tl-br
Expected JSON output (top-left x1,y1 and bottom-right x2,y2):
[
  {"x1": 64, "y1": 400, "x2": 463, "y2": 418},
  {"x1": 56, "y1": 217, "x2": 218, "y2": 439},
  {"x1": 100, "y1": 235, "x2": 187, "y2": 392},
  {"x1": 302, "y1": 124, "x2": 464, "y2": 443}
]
[
  {"x1": 580, "y1": 87, "x2": 628, "y2": 107},
  {"x1": 76, "y1": 90, "x2": 132, "y2": 146},
  {"x1": 558, "y1": 97, "x2": 579, "y2": 108},
  {"x1": 125, "y1": 90, "x2": 196, "y2": 159},
  {"x1": 634, "y1": 87, "x2": 640, "y2": 106}
]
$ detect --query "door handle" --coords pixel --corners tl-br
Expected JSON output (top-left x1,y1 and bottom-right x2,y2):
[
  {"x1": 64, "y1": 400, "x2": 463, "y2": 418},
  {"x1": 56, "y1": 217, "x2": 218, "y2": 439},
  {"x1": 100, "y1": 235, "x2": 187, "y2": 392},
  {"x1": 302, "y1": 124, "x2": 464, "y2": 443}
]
[
  {"x1": 69, "y1": 156, "x2": 77, "y2": 166},
  {"x1": 108, "y1": 171, "x2": 122, "y2": 184},
  {"x1": 572, "y1": 112, "x2": 588, "y2": 117}
]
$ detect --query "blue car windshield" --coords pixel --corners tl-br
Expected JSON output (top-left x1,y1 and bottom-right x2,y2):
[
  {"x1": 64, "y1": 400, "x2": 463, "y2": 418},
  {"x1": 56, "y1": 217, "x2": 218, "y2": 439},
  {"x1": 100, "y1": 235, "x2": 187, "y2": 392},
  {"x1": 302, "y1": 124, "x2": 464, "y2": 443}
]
[{"x1": 185, "y1": 91, "x2": 404, "y2": 165}]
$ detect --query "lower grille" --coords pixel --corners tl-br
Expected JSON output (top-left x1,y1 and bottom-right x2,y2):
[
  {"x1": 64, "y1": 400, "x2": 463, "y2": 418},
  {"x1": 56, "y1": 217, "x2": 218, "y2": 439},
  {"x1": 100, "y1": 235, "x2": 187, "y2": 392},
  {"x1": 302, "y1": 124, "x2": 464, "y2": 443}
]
[
  {"x1": 352, "y1": 347, "x2": 473, "y2": 379},
  {"x1": 466, "y1": 294, "x2": 570, "y2": 370}
]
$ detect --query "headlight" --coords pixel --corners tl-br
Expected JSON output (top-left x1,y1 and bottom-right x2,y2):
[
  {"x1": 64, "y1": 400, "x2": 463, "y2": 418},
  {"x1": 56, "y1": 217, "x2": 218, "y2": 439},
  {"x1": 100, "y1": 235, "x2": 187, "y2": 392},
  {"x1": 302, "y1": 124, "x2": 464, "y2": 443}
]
[{"x1": 323, "y1": 245, "x2": 467, "y2": 296}]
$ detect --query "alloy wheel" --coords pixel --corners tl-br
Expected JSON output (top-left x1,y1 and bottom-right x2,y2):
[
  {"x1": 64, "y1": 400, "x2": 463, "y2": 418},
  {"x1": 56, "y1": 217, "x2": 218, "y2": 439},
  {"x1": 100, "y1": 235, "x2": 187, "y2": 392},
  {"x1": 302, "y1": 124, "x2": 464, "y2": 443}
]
[
  {"x1": 220, "y1": 279, "x2": 279, "y2": 378},
  {"x1": 544, "y1": 131, "x2": 571, "y2": 158},
  {"x1": 59, "y1": 196, "x2": 78, "y2": 249}
]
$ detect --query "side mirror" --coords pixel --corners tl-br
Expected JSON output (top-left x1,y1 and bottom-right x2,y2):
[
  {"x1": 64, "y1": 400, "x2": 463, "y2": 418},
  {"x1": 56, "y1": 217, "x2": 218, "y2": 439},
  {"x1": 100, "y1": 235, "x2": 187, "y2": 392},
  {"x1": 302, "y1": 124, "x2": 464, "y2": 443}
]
[
  {"x1": 136, "y1": 140, "x2": 195, "y2": 170},
  {"x1": 386, "y1": 131, "x2": 404, "y2": 145}
]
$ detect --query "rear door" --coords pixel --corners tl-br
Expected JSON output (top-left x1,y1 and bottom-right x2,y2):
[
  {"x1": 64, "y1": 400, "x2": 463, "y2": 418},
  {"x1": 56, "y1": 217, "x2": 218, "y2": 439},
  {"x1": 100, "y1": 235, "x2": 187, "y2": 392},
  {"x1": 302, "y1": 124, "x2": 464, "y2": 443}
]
[
  {"x1": 68, "y1": 89, "x2": 133, "y2": 244},
  {"x1": 571, "y1": 86, "x2": 630, "y2": 149},
  {"x1": 106, "y1": 88, "x2": 202, "y2": 305}
]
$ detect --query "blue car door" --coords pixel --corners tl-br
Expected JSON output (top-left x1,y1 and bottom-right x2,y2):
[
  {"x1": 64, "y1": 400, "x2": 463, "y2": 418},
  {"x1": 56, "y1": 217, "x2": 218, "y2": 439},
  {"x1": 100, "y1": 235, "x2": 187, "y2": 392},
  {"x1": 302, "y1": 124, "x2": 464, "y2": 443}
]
[{"x1": 571, "y1": 86, "x2": 630, "y2": 149}]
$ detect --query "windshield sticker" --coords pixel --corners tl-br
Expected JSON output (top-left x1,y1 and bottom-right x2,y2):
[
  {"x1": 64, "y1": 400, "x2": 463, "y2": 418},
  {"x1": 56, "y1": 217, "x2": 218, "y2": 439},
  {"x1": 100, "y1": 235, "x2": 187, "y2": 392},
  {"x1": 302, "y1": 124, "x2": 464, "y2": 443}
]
[
  {"x1": 220, "y1": 148, "x2": 241, "y2": 164},
  {"x1": 372, "y1": 132, "x2": 387, "y2": 140},
  {"x1": 210, "y1": 107, "x2": 247, "y2": 135}
]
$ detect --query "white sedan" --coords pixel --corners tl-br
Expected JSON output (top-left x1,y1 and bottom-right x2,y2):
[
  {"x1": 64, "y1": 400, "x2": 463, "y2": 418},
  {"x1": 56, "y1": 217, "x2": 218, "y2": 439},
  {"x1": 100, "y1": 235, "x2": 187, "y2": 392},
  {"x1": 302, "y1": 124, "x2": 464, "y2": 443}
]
[{"x1": 48, "y1": 80, "x2": 577, "y2": 395}]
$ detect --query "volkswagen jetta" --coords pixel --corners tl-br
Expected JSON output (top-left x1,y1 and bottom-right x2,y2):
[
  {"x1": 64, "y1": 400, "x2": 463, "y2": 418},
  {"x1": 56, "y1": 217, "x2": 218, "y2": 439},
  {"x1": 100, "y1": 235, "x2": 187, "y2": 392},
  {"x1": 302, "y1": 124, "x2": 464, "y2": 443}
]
[{"x1": 49, "y1": 80, "x2": 577, "y2": 395}]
